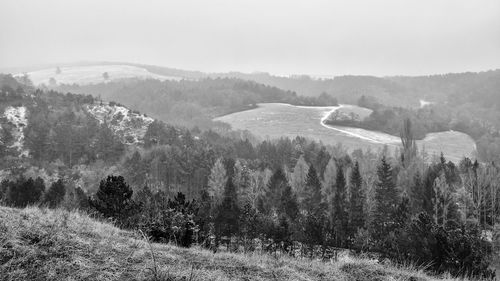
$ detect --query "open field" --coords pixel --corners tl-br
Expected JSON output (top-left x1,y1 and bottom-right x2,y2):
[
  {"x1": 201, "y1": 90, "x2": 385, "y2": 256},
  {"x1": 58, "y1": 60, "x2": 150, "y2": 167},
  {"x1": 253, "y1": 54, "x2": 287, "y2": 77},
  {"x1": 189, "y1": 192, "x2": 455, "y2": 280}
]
[
  {"x1": 0, "y1": 205, "x2": 467, "y2": 281},
  {"x1": 15, "y1": 64, "x2": 182, "y2": 86},
  {"x1": 215, "y1": 103, "x2": 477, "y2": 162}
]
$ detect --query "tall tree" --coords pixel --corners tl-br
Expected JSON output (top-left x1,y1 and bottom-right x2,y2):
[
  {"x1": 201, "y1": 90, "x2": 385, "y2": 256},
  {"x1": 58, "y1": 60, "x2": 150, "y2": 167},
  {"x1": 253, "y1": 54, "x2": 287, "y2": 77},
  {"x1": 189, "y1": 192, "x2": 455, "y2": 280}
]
[
  {"x1": 207, "y1": 157, "x2": 227, "y2": 205},
  {"x1": 261, "y1": 168, "x2": 289, "y2": 215},
  {"x1": 349, "y1": 161, "x2": 364, "y2": 236},
  {"x1": 303, "y1": 165, "x2": 322, "y2": 211},
  {"x1": 372, "y1": 156, "x2": 399, "y2": 239},
  {"x1": 291, "y1": 154, "x2": 309, "y2": 202},
  {"x1": 322, "y1": 158, "x2": 337, "y2": 205},
  {"x1": 400, "y1": 118, "x2": 417, "y2": 167},
  {"x1": 42, "y1": 179, "x2": 66, "y2": 208},
  {"x1": 333, "y1": 164, "x2": 348, "y2": 246},
  {"x1": 214, "y1": 171, "x2": 240, "y2": 246}
]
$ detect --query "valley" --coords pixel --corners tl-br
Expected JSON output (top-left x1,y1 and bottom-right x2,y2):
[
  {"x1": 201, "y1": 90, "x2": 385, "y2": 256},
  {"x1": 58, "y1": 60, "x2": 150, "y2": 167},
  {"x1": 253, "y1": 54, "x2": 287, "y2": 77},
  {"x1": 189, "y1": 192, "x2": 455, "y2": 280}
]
[{"x1": 215, "y1": 103, "x2": 477, "y2": 162}]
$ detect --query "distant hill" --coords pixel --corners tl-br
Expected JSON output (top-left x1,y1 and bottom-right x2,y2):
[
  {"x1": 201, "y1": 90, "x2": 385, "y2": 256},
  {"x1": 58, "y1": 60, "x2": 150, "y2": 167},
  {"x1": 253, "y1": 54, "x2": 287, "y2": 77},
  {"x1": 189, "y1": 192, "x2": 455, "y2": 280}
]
[
  {"x1": 0, "y1": 205, "x2": 460, "y2": 281},
  {"x1": 7, "y1": 62, "x2": 499, "y2": 109}
]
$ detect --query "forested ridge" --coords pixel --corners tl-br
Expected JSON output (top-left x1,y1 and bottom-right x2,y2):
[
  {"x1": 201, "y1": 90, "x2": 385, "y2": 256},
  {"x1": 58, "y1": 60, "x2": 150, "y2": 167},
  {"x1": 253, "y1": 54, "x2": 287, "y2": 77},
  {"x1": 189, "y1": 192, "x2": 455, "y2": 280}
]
[
  {"x1": 53, "y1": 77, "x2": 338, "y2": 129},
  {"x1": 0, "y1": 74, "x2": 499, "y2": 278}
]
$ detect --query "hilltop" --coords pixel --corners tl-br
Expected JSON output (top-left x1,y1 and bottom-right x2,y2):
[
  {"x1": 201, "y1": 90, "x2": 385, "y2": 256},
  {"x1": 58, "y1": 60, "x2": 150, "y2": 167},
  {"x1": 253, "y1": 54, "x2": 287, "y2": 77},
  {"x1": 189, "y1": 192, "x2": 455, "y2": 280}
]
[{"x1": 0, "y1": 205, "x2": 464, "y2": 281}]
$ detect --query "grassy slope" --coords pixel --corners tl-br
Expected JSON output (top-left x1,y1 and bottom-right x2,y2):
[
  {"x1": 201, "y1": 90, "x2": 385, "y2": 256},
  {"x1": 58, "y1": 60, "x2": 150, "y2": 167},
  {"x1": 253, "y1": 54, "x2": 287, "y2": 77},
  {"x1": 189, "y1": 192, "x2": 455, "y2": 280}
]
[{"x1": 0, "y1": 206, "x2": 466, "y2": 281}]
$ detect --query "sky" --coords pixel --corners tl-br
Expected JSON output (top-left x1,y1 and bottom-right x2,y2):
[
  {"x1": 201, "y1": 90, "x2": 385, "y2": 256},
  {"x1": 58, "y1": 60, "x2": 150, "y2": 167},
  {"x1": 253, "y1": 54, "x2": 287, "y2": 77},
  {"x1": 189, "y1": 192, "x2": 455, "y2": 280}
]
[{"x1": 0, "y1": 0, "x2": 499, "y2": 76}]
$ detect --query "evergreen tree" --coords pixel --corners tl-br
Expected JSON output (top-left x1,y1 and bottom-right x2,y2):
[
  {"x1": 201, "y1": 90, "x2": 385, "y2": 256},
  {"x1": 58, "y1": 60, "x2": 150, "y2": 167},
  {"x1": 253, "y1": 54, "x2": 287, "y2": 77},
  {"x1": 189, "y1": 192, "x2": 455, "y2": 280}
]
[
  {"x1": 4, "y1": 176, "x2": 45, "y2": 207},
  {"x1": 333, "y1": 164, "x2": 348, "y2": 246},
  {"x1": 303, "y1": 165, "x2": 322, "y2": 211},
  {"x1": 263, "y1": 168, "x2": 289, "y2": 215},
  {"x1": 348, "y1": 161, "x2": 364, "y2": 237},
  {"x1": 89, "y1": 175, "x2": 136, "y2": 227},
  {"x1": 372, "y1": 156, "x2": 399, "y2": 239},
  {"x1": 279, "y1": 185, "x2": 299, "y2": 221},
  {"x1": 214, "y1": 167, "x2": 240, "y2": 245},
  {"x1": 409, "y1": 170, "x2": 424, "y2": 214},
  {"x1": 42, "y1": 179, "x2": 66, "y2": 208}
]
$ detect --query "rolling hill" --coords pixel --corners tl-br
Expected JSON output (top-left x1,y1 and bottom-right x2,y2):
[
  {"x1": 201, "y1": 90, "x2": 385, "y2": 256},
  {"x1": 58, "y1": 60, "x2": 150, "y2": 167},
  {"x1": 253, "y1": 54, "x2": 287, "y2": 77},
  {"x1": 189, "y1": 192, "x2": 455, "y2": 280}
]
[{"x1": 14, "y1": 64, "x2": 183, "y2": 86}]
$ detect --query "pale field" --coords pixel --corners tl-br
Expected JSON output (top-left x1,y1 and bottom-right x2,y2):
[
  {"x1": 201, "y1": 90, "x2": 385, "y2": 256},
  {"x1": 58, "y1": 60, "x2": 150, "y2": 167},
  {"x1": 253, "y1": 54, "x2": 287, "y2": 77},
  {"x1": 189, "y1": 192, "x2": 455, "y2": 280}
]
[
  {"x1": 16, "y1": 64, "x2": 182, "y2": 86},
  {"x1": 215, "y1": 103, "x2": 477, "y2": 162}
]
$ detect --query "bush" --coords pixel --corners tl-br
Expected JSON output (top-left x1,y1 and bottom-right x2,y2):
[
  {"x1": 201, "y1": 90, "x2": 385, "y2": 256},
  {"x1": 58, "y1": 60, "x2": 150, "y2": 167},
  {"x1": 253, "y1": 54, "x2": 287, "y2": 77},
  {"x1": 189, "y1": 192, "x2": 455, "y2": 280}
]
[
  {"x1": 386, "y1": 213, "x2": 494, "y2": 279},
  {"x1": 135, "y1": 188, "x2": 198, "y2": 247}
]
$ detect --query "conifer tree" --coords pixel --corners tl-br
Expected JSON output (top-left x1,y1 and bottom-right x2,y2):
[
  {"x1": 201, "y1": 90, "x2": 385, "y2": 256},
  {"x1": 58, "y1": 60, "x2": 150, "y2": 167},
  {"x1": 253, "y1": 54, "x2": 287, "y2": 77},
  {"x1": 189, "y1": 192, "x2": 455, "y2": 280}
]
[
  {"x1": 279, "y1": 185, "x2": 299, "y2": 221},
  {"x1": 303, "y1": 165, "x2": 322, "y2": 211},
  {"x1": 263, "y1": 168, "x2": 289, "y2": 214},
  {"x1": 348, "y1": 161, "x2": 364, "y2": 236},
  {"x1": 42, "y1": 179, "x2": 66, "y2": 208},
  {"x1": 372, "y1": 156, "x2": 399, "y2": 239},
  {"x1": 333, "y1": 164, "x2": 348, "y2": 246},
  {"x1": 5, "y1": 176, "x2": 45, "y2": 208},
  {"x1": 214, "y1": 172, "x2": 240, "y2": 245},
  {"x1": 409, "y1": 170, "x2": 424, "y2": 214},
  {"x1": 89, "y1": 175, "x2": 136, "y2": 227}
]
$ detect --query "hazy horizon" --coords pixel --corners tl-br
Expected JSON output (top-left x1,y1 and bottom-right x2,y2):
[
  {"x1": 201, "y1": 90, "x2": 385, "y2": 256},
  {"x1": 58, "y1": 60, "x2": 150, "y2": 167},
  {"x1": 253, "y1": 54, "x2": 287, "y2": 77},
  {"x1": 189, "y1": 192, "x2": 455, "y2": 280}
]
[{"x1": 1, "y1": 0, "x2": 499, "y2": 76}]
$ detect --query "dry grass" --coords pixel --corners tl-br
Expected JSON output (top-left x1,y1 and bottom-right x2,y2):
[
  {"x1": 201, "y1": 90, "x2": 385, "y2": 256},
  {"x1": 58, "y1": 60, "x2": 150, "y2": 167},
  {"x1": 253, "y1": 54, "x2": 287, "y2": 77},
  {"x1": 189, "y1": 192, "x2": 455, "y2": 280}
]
[{"x1": 0, "y1": 206, "x2": 471, "y2": 281}]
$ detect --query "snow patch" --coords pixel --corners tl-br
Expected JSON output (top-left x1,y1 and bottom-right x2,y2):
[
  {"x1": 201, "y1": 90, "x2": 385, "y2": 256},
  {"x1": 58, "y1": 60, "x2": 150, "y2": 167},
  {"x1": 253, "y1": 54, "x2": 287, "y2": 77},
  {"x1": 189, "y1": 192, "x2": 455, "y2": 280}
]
[
  {"x1": 86, "y1": 104, "x2": 154, "y2": 144},
  {"x1": 4, "y1": 106, "x2": 29, "y2": 157}
]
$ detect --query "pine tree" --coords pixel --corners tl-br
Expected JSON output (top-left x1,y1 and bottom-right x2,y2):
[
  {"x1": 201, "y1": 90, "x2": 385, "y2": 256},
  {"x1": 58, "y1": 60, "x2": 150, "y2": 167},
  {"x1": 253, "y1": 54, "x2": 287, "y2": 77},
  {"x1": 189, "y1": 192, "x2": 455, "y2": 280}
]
[
  {"x1": 89, "y1": 175, "x2": 136, "y2": 227},
  {"x1": 303, "y1": 165, "x2": 322, "y2": 211},
  {"x1": 372, "y1": 156, "x2": 399, "y2": 239},
  {"x1": 264, "y1": 168, "x2": 289, "y2": 215},
  {"x1": 42, "y1": 179, "x2": 66, "y2": 208},
  {"x1": 279, "y1": 185, "x2": 299, "y2": 221},
  {"x1": 349, "y1": 161, "x2": 364, "y2": 236},
  {"x1": 409, "y1": 170, "x2": 424, "y2": 214},
  {"x1": 5, "y1": 176, "x2": 45, "y2": 208},
  {"x1": 333, "y1": 164, "x2": 348, "y2": 246},
  {"x1": 214, "y1": 174, "x2": 240, "y2": 246}
]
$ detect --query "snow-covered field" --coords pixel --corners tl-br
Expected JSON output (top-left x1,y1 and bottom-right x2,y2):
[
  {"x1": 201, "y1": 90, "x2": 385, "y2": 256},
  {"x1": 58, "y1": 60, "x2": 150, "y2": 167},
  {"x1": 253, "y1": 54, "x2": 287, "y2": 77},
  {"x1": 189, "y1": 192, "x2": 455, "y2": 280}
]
[
  {"x1": 215, "y1": 103, "x2": 477, "y2": 162},
  {"x1": 4, "y1": 106, "x2": 29, "y2": 157},
  {"x1": 86, "y1": 103, "x2": 154, "y2": 144},
  {"x1": 16, "y1": 65, "x2": 182, "y2": 86}
]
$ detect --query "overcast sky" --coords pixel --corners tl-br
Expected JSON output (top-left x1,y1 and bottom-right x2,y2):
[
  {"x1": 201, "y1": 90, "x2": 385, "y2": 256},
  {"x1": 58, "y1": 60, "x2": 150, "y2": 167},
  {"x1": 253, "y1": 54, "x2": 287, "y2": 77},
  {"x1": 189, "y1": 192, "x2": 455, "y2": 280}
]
[{"x1": 0, "y1": 0, "x2": 499, "y2": 76}]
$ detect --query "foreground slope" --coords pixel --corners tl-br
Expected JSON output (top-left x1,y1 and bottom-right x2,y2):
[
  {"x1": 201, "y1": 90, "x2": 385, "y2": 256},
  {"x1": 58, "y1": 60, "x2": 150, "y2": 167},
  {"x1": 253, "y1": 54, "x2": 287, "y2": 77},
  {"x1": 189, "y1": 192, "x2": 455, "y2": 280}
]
[{"x1": 0, "y1": 206, "x2": 465, "y2": 281}]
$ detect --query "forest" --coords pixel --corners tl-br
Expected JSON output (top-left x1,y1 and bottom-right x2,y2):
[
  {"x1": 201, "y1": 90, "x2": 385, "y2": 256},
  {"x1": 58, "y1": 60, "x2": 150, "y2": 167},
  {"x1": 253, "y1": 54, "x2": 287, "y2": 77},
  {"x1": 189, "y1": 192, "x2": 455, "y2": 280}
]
[{"x1": 0, "y1": 75, "x2": 499, "y2": 278}]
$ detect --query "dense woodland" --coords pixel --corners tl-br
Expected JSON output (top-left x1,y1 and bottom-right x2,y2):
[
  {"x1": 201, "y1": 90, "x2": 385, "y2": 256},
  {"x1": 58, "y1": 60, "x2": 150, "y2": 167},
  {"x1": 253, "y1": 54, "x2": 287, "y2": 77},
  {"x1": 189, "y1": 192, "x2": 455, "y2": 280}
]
[{"x1": 0, "y1": 74, "x2": 499, "y2": 278}]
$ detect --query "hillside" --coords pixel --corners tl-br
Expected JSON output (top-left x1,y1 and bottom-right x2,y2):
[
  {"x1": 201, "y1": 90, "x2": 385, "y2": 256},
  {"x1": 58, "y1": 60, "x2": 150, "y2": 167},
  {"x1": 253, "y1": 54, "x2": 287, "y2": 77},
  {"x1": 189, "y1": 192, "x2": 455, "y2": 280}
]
[
  {"x1": 0, "y1": 205, "x2": 463, "y2": 281},
  {"x1": 14, "y1": 64, "x2": 183, "y2": 86}
]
